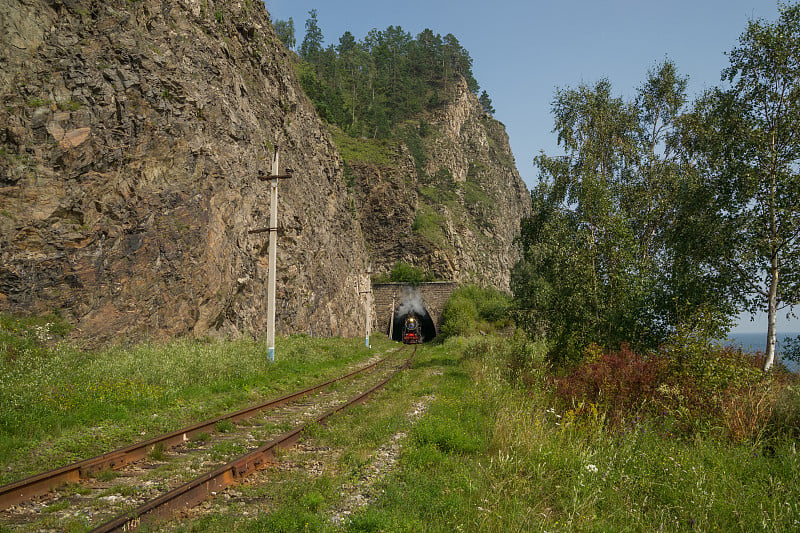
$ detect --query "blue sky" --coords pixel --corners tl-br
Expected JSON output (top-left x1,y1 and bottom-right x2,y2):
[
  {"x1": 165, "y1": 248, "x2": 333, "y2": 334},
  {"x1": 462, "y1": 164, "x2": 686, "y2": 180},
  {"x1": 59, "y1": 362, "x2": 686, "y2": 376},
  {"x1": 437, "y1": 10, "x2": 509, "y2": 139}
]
[
  {"x1": 265, "y1": 0, "x2": 798, "y2": 335},
  {"x1": 266, "y1": 0, "x2": 782, "y2": 186}
]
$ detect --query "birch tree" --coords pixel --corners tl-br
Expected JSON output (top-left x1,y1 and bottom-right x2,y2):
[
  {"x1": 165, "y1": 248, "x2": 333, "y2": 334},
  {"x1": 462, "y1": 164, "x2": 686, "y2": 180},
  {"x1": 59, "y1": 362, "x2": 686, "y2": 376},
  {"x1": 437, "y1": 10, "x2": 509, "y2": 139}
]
[{"x1": 681, "y1": 4, "x2": 800, "y2": 370}]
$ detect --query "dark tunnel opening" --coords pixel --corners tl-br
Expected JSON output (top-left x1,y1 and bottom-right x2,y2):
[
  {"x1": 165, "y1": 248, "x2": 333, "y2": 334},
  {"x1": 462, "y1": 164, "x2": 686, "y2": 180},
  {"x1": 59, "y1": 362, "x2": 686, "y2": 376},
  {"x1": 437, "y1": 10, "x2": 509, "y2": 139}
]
[{"x1": 390, "y1": 307, "x2": 437, "y2": 343}]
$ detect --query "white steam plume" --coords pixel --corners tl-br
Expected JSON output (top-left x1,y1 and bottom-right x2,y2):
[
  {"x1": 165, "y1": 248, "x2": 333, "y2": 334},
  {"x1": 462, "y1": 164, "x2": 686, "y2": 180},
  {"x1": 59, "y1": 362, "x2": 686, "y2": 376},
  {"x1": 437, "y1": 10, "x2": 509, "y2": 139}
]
[{"x1": 396, "y1": 286, "x2": 426, "y2": 317}]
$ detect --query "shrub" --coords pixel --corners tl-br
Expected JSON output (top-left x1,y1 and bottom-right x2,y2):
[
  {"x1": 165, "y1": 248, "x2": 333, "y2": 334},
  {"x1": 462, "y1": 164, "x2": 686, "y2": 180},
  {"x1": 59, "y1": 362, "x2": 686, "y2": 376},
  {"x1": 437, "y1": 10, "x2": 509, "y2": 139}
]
[
  {"x1": 411, "y1": 207, "x2": 447, "y2": 246},
  {"x1": 440, "y1": 285, "x2": 512, "y2": 339},
  {"x1": 440, "y1": 297, "x2": 478, "y2": 338},
  {"x1": 552, "y1": 335, "x2": 800, "y2": 442},
  {"x1": 555, "y1": 344, "x2": 668, "y2": 426},
  {"x1": 500, "y1": 331, "x2": 549, "y2": 388},
  {"x1": 387, "y1": 261, "x2": 435, "y2": 284},
  {"x1": 764, "y1": 380, "x2": 800, "y2": 441},
  {"x1": 719, "y1": 381, "x2": 776, "y2": 442}
]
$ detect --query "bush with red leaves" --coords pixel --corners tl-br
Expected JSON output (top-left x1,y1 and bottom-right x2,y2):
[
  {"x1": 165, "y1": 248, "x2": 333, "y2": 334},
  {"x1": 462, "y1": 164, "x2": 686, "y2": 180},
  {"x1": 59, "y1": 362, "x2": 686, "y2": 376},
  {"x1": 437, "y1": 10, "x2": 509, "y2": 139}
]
[{"x1": 555, "y1": 344, "x2": 668, "y2": 425}]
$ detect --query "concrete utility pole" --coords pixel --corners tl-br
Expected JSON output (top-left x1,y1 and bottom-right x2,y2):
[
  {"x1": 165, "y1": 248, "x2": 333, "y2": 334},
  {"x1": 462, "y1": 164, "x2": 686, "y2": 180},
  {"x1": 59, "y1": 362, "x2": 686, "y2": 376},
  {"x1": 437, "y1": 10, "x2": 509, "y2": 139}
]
[
  {"x1": 389, "y1": 295, "x2": 396, "y2": 340},
  {"x1": 365, "y1": 265, "x2": 372, "y2": 348},
  {"x1": 252, "y1": 148, "x2": 292, "y2": 363},
  {"x1": 357, "y1": 265, "x2": 372, "y2": 348}
]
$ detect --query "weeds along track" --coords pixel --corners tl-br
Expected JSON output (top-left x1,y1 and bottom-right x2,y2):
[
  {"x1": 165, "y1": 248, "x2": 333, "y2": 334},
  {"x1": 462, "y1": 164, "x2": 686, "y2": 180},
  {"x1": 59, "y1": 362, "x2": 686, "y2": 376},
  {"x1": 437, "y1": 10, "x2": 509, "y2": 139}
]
[{"x1": 0, "y1": 346, "x2": 415, "y2": 532}]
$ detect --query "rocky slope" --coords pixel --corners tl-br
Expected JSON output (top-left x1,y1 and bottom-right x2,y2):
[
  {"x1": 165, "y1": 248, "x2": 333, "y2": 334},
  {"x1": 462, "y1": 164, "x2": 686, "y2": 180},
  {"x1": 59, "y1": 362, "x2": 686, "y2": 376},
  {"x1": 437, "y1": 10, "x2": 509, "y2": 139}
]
[
  {"x1": 0, "y1": 0, "x2": 371, "y2": 343},
  {"x1": 0, "y1": 0, "x2": 529, "y2": 344},
  {"x1": 345, "y1": 79, "x2": 530, "y2": 289}
]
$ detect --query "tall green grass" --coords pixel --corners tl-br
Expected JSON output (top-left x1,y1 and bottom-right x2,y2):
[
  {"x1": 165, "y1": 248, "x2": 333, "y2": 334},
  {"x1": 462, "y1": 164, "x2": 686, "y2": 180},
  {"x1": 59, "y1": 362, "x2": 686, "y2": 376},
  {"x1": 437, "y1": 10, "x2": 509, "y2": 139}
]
[
  {"x1": 0, "y1": 313, "x2": 386, "y2": 483},
  {"x1": 5, "y1": 311, "x2": 799, "y2": 531},
  {"x1": 338, "y1": 336, "x2": 800, "y2": 532}
]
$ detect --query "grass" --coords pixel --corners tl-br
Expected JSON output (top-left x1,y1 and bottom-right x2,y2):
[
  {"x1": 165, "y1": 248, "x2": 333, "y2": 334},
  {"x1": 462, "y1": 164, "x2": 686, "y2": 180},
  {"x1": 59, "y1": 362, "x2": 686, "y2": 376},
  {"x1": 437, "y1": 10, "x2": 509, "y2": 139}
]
[
  {"x1": 3, "y1": 312, "x2": 799, "y2": 531},
  {"x1": 328, "y1": 126, "x2": 398, "y2": 166},
  {"x1": 170, "y1": 335, "x2": 800, "y2": 532},
  {"x1": 411, "y1": 206, "x2": 448, "y2": 247},
  {"x1": 0, "y1": 313, "x2": 388, "y2": 484}
]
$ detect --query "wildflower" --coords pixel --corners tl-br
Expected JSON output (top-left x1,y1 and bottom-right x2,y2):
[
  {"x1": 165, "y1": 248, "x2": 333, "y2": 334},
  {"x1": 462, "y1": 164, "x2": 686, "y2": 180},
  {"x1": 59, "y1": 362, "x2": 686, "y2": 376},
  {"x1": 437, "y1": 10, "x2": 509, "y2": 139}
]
[{"x1": 585, "y1": 464, "x2": 598, "y2": 473}]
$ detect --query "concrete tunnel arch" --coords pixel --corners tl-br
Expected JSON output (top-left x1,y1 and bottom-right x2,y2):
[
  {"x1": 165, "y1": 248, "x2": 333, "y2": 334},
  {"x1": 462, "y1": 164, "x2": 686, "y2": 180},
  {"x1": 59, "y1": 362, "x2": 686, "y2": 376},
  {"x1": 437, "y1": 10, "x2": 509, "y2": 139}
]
[{"x1": 371, "y1": 282, "x2": 459, "y2": 343}]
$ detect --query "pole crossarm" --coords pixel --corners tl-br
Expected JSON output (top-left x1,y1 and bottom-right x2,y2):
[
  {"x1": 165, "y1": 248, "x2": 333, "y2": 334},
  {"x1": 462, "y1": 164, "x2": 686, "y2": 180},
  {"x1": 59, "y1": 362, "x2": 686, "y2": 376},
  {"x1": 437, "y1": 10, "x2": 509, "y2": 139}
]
[{"x1": 257, "y1": 173, "x2": 293, "y2": 181}]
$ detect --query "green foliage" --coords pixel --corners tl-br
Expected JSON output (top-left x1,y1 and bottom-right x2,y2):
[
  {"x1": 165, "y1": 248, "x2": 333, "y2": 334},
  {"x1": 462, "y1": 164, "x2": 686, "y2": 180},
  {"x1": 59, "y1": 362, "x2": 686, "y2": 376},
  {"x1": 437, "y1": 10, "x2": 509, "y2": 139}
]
[
  {"x1": 1, "y1": 312, "x2": 71, "y2": 364},
  {"x1": 292, "y1": 12, "x2": 481, "y2": 138},
  {"x1": 28, "y1": 332, "x2": 795, "y2": 532},
  {"x1": 512, "y1": 61, "x2": 735, "y2": 364},
  {"x1": 245, "y1": 485, "x2": 328, "y2": 532},
  {"x1": 440, "y1": 284, "x2": 512, "y2": 338},
  {"x1": 464, "y1": 164, "x2": 492, "y2": 226},
  {"x1": 418, "y1": 167, "x2": 460, "y2": 207},
  {"x1": 412, "y1": 412, "x2": 484, "y2": 454},
  {"x1": 214, "y1": 419, "x2": 236, "y2": 433},
  {"x1": 0, "y1": 318, "x2": 384, "y2": 482},
  {"x1": 399, "y1": 124, "x2": 427, "y2": 178},
  {"x1": 348, "y1": 338, "x2": 800, "y2": 531},
  {"x1": 552, "y1": 309, "x2": 792, "y2": 442},
  {"x1": 479, "y1": 90, "x2": 494, "y2": 114},
  {"x1": 373, "y1": 261, "x2": 436, "y2": 285},
  {"x1": 26, "y1": 97, "x2": 50, "y2": 108},
  {"x1": 463, "y1": 332, "x2": 549, "y2": 388},
  {"x1": 148, "y1": 442, "x2": 166, "y2": 461},
  {"x1": 767, "y1": 383, "x2": 800, "y2": 440},
  {"x1": 297, "y1": 62, "x2": 347, "y2": 125},
  {"x1": 411, "y1": 206, "x2": 447, "y2": 246},
  {"x1": 679, "y1": 4, "x2": 800, "y2": 369},
  {"x1": 328, "y1": 125, "x2": 396, "y2": 165},
  {"x1": 784, "y1": 335, "x2": 800, "y2": 365},
  {"x1": 660, "y1": 304, "x2": 739, "y2": 386},
  {"x1": 439, "y1": 297, "x2": 478, "y2": 339},
  {"x1": 273, "y1": 17, "x2": 295, "y2": 50},
  {"x1": 57, "y1": 99, "x2": 81, "y2": 112},
  {"x1": 298, "y1": 9, "x2": 323, "y2": 62}
]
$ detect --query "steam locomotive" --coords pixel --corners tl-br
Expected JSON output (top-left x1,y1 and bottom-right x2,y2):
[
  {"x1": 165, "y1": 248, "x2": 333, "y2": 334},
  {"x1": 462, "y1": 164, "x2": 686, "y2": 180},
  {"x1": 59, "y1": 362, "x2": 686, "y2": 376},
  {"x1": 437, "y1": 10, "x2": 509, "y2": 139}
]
[{"x1": 402, "y1": 314, "x2": 423, "y2": 344}]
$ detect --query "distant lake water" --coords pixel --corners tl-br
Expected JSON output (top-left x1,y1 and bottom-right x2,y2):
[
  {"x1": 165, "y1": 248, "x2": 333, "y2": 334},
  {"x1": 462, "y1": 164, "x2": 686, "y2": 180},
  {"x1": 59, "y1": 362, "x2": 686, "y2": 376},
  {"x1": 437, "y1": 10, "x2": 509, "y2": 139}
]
[{"x1": 726, "y1": 331, "x2": 800, "y2": 372}]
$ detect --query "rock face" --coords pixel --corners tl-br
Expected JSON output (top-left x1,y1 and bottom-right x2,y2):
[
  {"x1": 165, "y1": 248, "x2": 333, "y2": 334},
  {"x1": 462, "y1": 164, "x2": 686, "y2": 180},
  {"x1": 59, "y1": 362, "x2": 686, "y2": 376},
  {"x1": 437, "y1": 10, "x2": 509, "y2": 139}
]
[
  {"x1": 347, "y1": 80, "x2": 530, "y2": 290},
  {"x1": 0, "y1": 0, "x2": 370, "y2": 343},
  {"x1": 0, "y1": 0, "x2": 529, "y2": 345}
]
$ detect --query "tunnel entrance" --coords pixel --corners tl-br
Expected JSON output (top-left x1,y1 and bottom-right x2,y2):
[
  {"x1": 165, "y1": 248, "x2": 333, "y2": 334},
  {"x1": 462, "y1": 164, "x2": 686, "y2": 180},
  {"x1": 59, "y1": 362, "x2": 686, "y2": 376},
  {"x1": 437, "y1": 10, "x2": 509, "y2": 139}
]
[
  {"x1": 388, "y1": 287, "x2": 437, "y2": 343},
  {"x1": 390, "y1": 308, "x2": 437, "y2": 343}
]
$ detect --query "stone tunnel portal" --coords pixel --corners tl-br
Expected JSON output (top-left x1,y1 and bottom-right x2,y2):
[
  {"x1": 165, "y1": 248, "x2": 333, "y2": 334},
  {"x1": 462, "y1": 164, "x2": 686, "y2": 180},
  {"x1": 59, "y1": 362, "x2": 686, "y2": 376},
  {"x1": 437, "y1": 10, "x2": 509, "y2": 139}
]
[
  {"x1": 390, "y1": 306, "x2": 437, "y2": 343},
  {"x1": 372, "y1": 282, "x2": 459, "y2": 344}
]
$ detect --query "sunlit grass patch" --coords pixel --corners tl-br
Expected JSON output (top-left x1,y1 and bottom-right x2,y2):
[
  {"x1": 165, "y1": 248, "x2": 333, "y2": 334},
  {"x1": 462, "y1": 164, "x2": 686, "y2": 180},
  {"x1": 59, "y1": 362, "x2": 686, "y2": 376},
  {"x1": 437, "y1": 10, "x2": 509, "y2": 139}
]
[
  {"x1": 5, "y1": 317, "x2": 797, "y2": 531},
  {"x1": 0, "y1": 317, "x2": 392, "y2": 483},
  {"x1": 340, "y1": 335, "x2": 800, "y2": 532}
]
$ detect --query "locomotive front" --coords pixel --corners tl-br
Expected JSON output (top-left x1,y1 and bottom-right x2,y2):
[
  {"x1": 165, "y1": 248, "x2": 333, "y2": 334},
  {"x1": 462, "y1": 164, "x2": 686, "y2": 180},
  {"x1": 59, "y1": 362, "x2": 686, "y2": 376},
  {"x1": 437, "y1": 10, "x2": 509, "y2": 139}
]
[{"x1": 402, "y1": 314, "x2": 422, "y2": 344}]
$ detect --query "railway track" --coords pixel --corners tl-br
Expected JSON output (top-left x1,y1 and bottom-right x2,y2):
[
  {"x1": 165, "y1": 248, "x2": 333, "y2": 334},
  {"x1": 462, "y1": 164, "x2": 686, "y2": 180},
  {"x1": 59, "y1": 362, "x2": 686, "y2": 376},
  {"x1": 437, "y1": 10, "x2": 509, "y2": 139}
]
[{"x1": 0, "y1": 345, "x2": 416, "y2": 532}]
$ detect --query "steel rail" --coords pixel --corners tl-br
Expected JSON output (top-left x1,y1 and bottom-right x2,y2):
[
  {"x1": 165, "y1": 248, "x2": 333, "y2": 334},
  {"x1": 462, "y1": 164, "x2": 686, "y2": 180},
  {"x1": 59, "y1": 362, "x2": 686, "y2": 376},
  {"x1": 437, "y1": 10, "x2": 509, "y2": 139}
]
[
  {"x1": 91, "y1": 347, "x2": 416, "y2": 533},
  {"x1": 0, "y1": 351, "x2": 399, "y2": 510}
]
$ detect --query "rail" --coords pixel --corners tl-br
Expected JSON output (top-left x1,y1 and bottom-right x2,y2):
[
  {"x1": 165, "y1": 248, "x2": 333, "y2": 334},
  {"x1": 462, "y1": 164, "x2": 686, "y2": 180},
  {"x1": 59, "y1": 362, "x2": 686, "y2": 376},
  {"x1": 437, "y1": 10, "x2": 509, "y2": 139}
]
[
  {"x1": 91, "y1": 346, "x2": 416, "y2": 532},
  {"x1": 0, "y1": 350, "x2": 398, "y2": 510}
]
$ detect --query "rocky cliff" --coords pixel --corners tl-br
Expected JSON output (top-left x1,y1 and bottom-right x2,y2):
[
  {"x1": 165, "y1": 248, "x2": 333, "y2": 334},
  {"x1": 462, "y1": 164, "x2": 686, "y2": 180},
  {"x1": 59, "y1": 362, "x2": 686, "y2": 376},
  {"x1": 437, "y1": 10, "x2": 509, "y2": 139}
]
[
  {"x1": 344, "y1": 79, "x2": 530, "y2": 290},
  {"x1": 0, "y1": 0, "x2": 372, "y2": 343},
  {"x1": 0, "y1": 0, "x2": 528, "y2": 344}
]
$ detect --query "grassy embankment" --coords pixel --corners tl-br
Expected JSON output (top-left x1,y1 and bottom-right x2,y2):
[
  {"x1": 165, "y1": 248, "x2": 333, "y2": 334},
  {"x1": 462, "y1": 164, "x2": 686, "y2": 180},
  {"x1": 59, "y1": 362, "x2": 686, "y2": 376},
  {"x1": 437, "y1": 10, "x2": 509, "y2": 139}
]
[
  {"x1": 2, "y1": 312, "x2": 800, "y2": 531},
  {"x1": 0, "y1": 313, "x2": 378, "y2": 485},
  {"x1": 198, "y1": 335, "x2": 800, "y2": 532}
]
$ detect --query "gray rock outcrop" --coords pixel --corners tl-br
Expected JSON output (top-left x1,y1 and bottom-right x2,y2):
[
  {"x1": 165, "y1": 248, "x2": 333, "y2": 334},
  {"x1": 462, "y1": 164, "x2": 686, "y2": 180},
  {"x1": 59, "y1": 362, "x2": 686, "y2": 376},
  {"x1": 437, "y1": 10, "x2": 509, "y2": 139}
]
[
  {"x1": 0, "y1": 0, "x2": 529, "y2": 345},
  {"x1": 1, "y1": 0, "x2": 370, "y2": 343}
]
